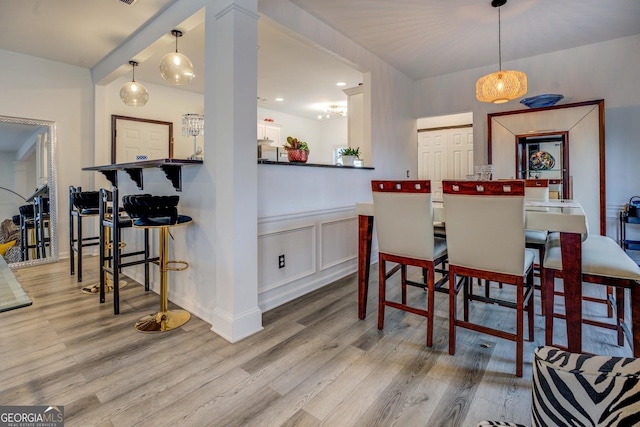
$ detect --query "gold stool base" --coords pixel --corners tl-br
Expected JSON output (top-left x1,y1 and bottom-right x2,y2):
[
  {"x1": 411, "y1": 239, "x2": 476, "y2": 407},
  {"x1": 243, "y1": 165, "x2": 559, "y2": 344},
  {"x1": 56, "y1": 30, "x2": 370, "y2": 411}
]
[
  {"x1": 134, "y1": 309, "x2": 190, "y2": 333},
  {"x1": 81, "y1": 280, "x2": 128, "y2": 295}
]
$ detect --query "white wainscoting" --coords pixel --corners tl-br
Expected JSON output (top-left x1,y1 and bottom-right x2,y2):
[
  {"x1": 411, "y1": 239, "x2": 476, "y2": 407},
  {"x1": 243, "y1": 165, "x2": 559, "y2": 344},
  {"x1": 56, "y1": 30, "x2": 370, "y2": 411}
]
[{"x1": 258, "y1": 206, "x2": 361, "y2": 312}]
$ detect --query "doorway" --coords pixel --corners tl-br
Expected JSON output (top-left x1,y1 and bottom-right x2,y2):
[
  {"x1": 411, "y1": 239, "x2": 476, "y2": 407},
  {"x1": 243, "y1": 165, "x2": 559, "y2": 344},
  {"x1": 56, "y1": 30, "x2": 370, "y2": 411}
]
[{"x1": 417, "y1": 113, "x2": 473, "y2": 200}]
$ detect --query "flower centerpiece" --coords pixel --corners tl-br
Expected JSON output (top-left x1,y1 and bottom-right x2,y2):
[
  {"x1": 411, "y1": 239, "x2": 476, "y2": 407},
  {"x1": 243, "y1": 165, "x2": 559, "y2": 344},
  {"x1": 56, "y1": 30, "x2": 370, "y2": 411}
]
[
  {"x1": 339, "y1": 147, "x2": 360, "y2": 166},
  {"x1": 283, "y1": 136, "x2": 310, "y2": 163}
]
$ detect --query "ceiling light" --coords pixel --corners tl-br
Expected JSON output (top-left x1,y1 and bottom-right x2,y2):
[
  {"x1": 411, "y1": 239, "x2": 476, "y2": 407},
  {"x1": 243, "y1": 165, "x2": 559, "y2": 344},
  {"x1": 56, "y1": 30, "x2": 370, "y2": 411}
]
[
  {"x1": 336, "y1": 82, "x2": 346, "y2": 87},
  {"x1": 476, "y1": 0, "x2": 527, "y2": 104},
  {"x1": 275, "y1": 98, "x2": 284, "y2": 102},
  {"x1": 160, "y1": 30, "x2": 194, "y2": 85},
  {"x1": 325, "y1": 105, "x2": 346, "y2": 117},
  {"x1": 120, "y1": 61, "x2": 149, "y2": 107}
]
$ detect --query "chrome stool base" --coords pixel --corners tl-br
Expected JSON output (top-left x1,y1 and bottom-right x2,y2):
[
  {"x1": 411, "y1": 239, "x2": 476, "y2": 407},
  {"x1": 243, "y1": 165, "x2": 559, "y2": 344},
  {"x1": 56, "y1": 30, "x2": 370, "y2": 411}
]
[{"x1": 135, "y1": 309, "x2": 191, "y2": 333}]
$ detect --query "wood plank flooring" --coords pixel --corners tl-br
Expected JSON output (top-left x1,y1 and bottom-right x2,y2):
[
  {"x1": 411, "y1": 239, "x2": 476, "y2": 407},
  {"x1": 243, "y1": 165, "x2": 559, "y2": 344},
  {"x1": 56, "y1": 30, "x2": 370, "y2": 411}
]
[{"x1": 0, "y1": 258, "x2": 632, "y2": 426}]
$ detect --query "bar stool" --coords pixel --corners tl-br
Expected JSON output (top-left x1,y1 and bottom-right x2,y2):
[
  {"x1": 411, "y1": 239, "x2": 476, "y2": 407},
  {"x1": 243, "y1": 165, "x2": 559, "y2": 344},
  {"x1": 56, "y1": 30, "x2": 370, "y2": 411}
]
[
  {"x1": 17, "y1": 204, "x2": 37, "y2": 261},
  {"x1": 98, "y1": 187, "x2": 155, "y2": 313},
  {"x1": 122, "y1": 193, "x2": 192, "y2": 333},
  {"x1": 33, "y1": 196, "x2": 50, "y2": 259},
  {"x1": 69, "y1": 186, "x2": 100, "y2": 283}
]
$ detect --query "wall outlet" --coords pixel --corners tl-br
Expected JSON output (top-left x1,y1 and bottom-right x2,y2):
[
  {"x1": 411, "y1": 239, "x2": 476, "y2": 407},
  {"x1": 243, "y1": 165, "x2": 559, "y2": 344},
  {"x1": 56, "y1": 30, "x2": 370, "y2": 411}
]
[{"x1": 278, "y1": 254, "x2": 285, "y2": 269}]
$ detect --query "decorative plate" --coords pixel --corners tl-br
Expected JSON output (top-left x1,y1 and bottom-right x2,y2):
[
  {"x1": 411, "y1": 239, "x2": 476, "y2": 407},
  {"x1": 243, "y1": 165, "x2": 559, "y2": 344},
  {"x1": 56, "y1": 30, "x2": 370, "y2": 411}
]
[
  {"x1": 520, "y1": 94, "x2": 564, "y2": 109},
  {"x1": 530, "y1": 151, "x2": 555, "y2": 171}
]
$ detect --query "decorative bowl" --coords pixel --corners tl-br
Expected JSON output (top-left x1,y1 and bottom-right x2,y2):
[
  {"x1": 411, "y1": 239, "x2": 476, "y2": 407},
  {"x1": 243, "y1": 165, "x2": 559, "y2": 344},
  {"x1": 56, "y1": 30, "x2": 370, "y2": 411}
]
[{"x1": 520, "y1": 94, "x2": 564, "y2": 109}]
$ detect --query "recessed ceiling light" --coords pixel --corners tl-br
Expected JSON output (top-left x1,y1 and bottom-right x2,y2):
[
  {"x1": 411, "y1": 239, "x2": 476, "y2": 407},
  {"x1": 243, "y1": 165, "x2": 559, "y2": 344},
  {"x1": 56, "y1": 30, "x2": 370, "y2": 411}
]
[
  {"x1": 275, "y1": 98, "x2": 284, "y2": 102},
  {"x1": 336, "y1": 82, "x2": 346, "y2": 87}
]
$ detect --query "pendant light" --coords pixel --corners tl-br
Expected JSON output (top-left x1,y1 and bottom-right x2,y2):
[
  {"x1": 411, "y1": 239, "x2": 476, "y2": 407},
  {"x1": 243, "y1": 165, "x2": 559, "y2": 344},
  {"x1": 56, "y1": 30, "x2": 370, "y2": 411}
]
[
  {"x1": 476, "y1": 0, "x2": 527, "y2": 104},
  {"x1": 120, "y1": 61, "x2": 149, "y2": 107},
  {"x1": 159, "y1": 30, "x2": 194, "y2": 85}
]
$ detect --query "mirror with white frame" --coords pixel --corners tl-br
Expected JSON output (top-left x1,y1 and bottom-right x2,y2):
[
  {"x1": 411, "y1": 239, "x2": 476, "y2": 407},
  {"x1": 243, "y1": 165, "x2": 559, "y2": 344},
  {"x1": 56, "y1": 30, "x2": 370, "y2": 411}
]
[{"x1": 0, "y1": 115, "x2": 58, "y2": 267}]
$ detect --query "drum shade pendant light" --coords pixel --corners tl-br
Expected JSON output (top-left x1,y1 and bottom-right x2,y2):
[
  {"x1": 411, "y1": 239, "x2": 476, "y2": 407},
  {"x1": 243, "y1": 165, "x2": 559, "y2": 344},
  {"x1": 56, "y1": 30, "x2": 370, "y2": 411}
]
[
  {"x1": 476, "y1": 0, "x2": 527, "y2": 104},
  {"x1": 120, "y1": 61, "x2": 149, "y2": 107},
  {"x1": 160, "y1": 30, "x2": 194, "y2": 85}
]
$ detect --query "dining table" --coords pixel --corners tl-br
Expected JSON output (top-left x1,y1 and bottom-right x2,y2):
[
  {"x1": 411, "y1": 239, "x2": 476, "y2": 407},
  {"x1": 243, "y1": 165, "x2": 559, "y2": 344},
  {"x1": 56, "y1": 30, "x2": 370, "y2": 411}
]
[{"x1": 356, "y1": 199, "x2": 588, "y2": 354}]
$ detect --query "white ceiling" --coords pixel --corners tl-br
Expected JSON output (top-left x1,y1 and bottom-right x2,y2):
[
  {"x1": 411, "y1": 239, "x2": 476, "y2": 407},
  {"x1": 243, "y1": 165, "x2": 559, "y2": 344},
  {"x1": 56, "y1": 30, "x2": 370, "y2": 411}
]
[{"x1": 0, "y1": 0, "x2": 639, "y2": 126}]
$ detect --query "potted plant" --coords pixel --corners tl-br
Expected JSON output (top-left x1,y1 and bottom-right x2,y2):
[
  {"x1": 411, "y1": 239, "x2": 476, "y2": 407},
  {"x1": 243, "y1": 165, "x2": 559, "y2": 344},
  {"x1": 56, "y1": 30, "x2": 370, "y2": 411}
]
[
  {"x1": 283, "y1": 136, "x2": 310, "y2": 163},
  {"x1": 339, "y1": 147, "x2": 360, "y2": 166}
]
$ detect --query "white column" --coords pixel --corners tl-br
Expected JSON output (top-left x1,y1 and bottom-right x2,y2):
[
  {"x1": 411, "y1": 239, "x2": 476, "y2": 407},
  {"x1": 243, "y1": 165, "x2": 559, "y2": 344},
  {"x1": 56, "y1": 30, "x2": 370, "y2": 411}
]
[{"x1": 205, "y1": 0, "x2": 262, "y2": 342}]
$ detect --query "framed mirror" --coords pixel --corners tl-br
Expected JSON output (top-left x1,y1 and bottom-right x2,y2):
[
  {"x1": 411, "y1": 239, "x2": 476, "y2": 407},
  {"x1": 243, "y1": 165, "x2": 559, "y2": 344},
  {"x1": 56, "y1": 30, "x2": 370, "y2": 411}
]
[
  {"x1": 489, "y1": 99, "x2": 605, "y2": 234},
  {"x1": 0, "y1": 115, "x2": 58, "y2": 267},
  {"x1": 111, "y1": 115, "x2": 173, "y2": 164}
]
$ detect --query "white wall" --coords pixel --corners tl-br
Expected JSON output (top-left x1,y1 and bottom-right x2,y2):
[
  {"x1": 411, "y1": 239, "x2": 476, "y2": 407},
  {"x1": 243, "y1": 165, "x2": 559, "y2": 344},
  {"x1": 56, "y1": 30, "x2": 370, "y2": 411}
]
[
  {"x1": 414, "y1": 34, "x2": 640, "y2": 236},
  {"x1": 0, "y1": 48, "x2": 94, "y2": 261}
]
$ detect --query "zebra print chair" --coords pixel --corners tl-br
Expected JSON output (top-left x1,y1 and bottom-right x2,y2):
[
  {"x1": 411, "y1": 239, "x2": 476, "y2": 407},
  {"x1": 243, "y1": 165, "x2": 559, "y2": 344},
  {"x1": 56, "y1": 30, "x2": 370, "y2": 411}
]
[{"x1": 478, "y1": 346, "x2": 640, "y2": 427}]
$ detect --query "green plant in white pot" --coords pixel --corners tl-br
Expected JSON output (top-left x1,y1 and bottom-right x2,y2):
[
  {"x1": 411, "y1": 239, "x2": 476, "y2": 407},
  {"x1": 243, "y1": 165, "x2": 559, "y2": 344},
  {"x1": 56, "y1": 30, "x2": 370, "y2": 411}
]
[{"x1": 339, "y1": 147, "x2": 360, "y2": 166}]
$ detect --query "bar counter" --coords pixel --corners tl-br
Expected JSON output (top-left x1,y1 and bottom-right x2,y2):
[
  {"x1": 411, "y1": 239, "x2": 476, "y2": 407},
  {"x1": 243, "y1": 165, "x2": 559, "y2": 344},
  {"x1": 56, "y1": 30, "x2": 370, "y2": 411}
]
[
  {"x1": 258, "y1": 159, "x2": 374, "y2": 170},
  {"x1": 82, "y1": 158, "x2": 203, "y2": 191}
]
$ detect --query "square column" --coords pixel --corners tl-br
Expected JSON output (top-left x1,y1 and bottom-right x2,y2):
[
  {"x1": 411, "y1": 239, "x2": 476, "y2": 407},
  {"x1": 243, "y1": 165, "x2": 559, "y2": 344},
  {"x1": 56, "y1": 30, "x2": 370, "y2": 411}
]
[{"x1": 205, "y1": 0, "x2": 262, "y2": 342}]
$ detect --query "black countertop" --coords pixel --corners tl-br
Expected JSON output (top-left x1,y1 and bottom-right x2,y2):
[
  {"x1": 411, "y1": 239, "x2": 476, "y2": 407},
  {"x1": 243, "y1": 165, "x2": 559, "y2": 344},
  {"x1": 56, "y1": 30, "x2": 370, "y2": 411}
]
[
  {"x1": 83, "y1": 158, "x2": 203, "y2": 191},
  {"x1": 258, "y1": 160, "x2": 374, "y2": 170}
]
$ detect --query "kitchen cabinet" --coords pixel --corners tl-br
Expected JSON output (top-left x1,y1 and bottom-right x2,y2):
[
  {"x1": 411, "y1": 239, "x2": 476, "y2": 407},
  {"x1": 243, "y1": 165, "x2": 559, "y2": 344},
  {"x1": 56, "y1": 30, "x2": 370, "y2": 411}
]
[
  {"x1": 257, "y1": 121, "x2": 281, "y2": 146},
  {"x1": 257, "y1": 121, "x2": 282, "y2": 161}
]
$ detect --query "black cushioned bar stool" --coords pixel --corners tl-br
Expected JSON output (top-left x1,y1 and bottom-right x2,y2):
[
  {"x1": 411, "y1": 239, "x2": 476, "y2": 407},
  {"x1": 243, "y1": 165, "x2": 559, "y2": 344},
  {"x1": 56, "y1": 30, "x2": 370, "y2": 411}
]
[
  {"x1": 69, "y1": 186, "x2": 101, "y2": 283},
  {"x1": 17, "y1": 204, "x2": 40, "y2": 261},
  {"x1": 33, "y1": 195, "x2": 50, "y2": 259},
  {"x1": 122, "y1": 193, "x2": 192, "y2": 333},
  {"x1": 98, "y1": 187, "x2": 155, "y2": 313}
]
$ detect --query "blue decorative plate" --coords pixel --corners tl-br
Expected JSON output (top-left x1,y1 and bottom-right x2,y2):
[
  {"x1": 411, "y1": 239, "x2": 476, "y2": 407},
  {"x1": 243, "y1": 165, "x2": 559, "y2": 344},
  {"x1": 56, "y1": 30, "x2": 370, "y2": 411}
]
[{"x1": 520, "y1": 94, "x2": 564, "y2": 108}]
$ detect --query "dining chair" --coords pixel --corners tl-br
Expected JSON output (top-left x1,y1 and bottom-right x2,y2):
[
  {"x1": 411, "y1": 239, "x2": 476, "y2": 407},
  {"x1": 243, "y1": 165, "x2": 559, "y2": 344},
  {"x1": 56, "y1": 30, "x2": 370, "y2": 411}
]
[
  {"x1": 524, "y1": 179, "x2": 550, "y2": 312},
  {"x1": 443, "y1": 180, "x2": 535, "y2": 377},
  {"x1": 477, "y1": 346, "x2": 640, "y2": 427},
  {"x1": 543, "y1": 233, "x2": 640, "y2": 356},
  {"x1": 371, "y1": 180, "x2": 447, "y2": 347}
]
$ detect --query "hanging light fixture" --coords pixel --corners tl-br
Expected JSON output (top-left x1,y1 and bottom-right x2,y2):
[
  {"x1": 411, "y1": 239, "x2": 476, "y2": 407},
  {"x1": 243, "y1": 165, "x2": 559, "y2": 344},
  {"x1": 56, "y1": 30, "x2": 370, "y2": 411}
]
[
  {"x1": 120, "y1": 61, "x2": 149, "y2": 107},
  {"x1": 160, "y1": 30, "x2": 194, "y2": 85},
  {"x1": 318, "y1": 105, "x2": 347, "y2": 120},
  {"x1": 475, "y1": 0, "x2": 527, "y2": 104}
]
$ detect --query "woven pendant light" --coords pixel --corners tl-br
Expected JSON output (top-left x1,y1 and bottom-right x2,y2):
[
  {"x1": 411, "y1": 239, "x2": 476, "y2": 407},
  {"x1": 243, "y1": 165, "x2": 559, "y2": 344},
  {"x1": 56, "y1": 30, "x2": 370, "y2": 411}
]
[{"x1": 476, "y1": 0, "x2": 527, "y2": 104}]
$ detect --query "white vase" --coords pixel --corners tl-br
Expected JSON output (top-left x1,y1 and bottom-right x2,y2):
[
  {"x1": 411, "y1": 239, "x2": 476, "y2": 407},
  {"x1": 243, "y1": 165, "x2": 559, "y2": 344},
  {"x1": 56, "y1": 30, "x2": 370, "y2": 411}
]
[{"x1": 342, "y1": 155, "x2": 356, "y2": 166}]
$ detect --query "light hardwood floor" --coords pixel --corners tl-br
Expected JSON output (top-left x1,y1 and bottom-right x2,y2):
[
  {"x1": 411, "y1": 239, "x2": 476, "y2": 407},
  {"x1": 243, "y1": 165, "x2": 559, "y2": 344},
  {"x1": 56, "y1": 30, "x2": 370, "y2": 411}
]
[{"x1": 1, "y1": 259, "x2": 632, "y2": 427}]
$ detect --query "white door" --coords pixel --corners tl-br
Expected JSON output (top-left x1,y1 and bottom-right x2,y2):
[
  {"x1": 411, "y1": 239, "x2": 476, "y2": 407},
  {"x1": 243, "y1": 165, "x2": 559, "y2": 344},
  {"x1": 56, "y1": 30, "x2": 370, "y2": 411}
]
[
  {"x1": 115, "y1": 119, "x2": 170, "y2": 163},
  {"x1": 448, "y1": 128, "x2": 474, "y2": 180},
  {"x1": 418, "y1": 130, "x2": 447, "y2": 200},
  {"x1": 418, "y1": 127, "x2": 473, "y2": 200}
]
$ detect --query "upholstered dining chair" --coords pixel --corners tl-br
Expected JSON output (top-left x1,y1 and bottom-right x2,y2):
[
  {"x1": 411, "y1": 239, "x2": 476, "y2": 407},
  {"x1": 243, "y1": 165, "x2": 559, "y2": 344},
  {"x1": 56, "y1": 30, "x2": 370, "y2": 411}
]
[
  {"x1": 371, "y1": 180, "x2": 447, "y2": 347},
  {"x1": 477, "y1": 346, "x2": 640, "y2": 427},
  {"x1": 524, "y1": 179, "x2": 550, "y2": 313},
  {"x1": 443, "y1": 180, "x2": 535, "y2": 377},
  {"x1": 543, "y1": 233, "x2": 640, "y2": 356}
]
